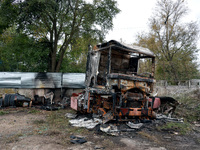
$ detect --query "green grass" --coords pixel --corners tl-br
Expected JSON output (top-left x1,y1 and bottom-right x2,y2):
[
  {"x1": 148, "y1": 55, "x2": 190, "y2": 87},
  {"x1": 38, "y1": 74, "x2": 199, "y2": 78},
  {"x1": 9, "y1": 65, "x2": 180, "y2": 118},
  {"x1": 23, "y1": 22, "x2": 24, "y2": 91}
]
[
  {"x1": 28, "y1": 109, "x2": 41, "y2": 114},
  {"x1": 156, "y1": 90, "x2": 200, "y2": 135},
  {"x1": 138, "y1": 131, "x2": 161, "y2": 144},
  {"x1": 173, "y1": 90, "x2": 200, "y2": 122},
  {"x1": 3, "y1": 132, "x2": 24, "y2": 143},
  {"x1": 0, "y1": 110, "x2": 9, "y2": 115},
  {"x1": 34, "y1": 109, "x2": 90, "y2": 146},
  {"x1": 36, "y1": 126, "x2": 49, "y2": 134},
  {"x1": 157, "y1": 122, "x2": 191, "y2": 135},
  {"x1": 31, "y1": 109, "x2": 89, "y2": 138},
  {"x1": 33, "y1": 119, "x2": 46, "y2": 125}
]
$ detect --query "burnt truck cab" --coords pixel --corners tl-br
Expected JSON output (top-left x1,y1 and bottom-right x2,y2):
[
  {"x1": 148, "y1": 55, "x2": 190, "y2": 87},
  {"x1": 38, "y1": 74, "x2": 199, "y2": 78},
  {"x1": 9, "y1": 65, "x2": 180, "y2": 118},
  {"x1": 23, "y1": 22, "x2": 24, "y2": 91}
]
[
  {"x1": 83, "y1": 40, "x2": 157, "y2": 121},
  {"x1": 73, "y1": 40, "x2": 159, "y2": 122}
]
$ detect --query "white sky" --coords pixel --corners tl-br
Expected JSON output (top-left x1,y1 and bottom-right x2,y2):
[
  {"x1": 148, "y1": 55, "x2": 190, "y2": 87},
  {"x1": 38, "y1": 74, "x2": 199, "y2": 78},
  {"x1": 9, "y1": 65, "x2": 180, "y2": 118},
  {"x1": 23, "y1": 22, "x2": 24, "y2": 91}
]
[
  {"x1": 105, "y1": 0, "x2": 200, "y2": 45},
  {"x1": 105, "y1": 0, "x2": 200, "y2": 67}
]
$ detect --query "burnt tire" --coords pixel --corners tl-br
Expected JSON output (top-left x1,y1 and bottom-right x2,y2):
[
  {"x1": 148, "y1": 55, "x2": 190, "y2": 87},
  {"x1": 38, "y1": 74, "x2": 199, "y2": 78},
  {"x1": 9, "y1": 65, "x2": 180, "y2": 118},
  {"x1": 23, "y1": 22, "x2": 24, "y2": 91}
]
[{"x1": 4, "y1": 94, "x2": 11, "y2": 107}]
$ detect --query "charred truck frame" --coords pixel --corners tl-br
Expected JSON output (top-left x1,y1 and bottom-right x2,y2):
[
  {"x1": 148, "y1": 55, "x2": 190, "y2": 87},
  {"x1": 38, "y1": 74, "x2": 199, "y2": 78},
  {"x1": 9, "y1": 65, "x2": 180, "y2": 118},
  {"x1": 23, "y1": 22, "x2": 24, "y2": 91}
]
[{"x1": 71, "y1": 40, "x2": 176, "y2": 123}]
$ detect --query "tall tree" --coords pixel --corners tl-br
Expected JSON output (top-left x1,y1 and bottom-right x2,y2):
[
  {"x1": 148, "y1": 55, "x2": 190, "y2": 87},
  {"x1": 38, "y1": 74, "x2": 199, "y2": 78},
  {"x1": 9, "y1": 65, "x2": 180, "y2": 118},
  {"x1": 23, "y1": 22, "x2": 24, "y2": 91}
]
[
  {"x1": 0, "y1": 26, "x2": 49, "y2": 72},
  {"x1": 0, "y1": 0, "x2": 18, "y2": 34},
  {"x1": 60, "y1": 35, "x2": 98, "y2": 73},
  {"x1": 3, "y1": 0, "x2": 120, "y2": 72},
  {"x1": 136, "y1": 0, "x2": 199, "y2": 82}
]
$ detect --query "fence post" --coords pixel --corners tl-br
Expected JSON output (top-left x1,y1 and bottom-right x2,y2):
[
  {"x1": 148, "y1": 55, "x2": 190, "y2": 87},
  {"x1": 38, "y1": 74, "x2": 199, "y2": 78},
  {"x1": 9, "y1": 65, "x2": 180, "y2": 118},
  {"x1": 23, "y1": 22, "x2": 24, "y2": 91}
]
[
  {"x1": 165, "y1": 80, "x2": 168, "y2": 88},
  {"x1": 188, "y1": 80, "x2": 191, "y2": 89}
]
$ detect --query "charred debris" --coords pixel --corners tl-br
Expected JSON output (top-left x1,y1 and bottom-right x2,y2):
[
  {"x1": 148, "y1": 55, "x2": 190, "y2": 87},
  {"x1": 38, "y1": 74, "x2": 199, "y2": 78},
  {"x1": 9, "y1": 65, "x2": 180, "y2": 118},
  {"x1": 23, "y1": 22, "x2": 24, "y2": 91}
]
[
  {"x1": 0, "y1": 92, "x2": 56, "y2": 110},
  {"x1": 0, "y1": 72, "x2": 85, "y2": 110},
  {"x1": 70, "y1": 40, "x2": 179, "y2": 124},
  {"x1": 0, "y1": 93, "x2": 31, "y2": 108}
]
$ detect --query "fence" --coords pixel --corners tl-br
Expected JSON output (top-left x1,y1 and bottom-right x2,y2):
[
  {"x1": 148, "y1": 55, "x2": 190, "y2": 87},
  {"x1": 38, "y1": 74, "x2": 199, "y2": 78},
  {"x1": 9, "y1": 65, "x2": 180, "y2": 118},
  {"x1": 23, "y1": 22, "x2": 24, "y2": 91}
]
[
  {"x1": 156, "y1": 79, "x2": 200, "y2": 88},
  {"x1": 155, "y1": 79, "x2": 200, "y2": 96}
]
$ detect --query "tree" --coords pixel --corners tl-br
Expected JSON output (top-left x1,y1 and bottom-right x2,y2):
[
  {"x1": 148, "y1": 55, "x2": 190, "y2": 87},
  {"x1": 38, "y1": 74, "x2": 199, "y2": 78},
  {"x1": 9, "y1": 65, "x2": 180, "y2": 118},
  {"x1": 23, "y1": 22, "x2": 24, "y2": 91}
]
[
  {"x1": 0, "y1": 26, "x2": 49, "y2": 72},
  {"x1": 60, "y1": 35, "x2": 98, "y2": 72},
  {"x1": 0, "y1": 0, "x2": 18, "y2": 34},
  {"x1": 2, "y1": 0, "x2": 120, "y2": 72},
  {"x1": 136, "y1": 0, "x2": 199, "y2": 82}
]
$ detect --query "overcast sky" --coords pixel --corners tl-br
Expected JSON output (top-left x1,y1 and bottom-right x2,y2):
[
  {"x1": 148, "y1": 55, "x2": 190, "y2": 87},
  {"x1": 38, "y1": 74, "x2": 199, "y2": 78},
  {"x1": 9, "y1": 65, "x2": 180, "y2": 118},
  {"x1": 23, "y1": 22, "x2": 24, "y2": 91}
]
[{"x1": 105, "y1": 0, "x2": 200, "y2": 47}]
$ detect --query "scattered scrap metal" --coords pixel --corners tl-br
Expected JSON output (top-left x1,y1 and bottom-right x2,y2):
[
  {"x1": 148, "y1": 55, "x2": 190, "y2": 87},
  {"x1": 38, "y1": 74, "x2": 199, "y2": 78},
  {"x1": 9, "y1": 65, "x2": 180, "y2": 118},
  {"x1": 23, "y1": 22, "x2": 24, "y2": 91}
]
[
  {"x1": 70, "y1": 135, "x2": 87, "y2": 144},
  {"x1": 70, "y1": 40, "x2": 179, "y2": 124},
  {"x1": 66, "y1": 112, "x2": 183, "y2": 136},
  {"x1": 0, "y1": 91, "x2": 68, "y2": 110}
]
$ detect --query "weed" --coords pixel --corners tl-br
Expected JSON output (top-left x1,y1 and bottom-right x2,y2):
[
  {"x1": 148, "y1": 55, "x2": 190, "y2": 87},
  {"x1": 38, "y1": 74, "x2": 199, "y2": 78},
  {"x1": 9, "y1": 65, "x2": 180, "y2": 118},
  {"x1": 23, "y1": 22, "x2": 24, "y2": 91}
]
[
  {"x1": 28, "y1": 109, "x2": 40, "y2": 114},
  {"x1": 4, "y1": 132, "x2": 23, "y2": 143},
  {"x1": 101, "y1": 139, "x2": 114, "y2": 147},
  {"x1": 138, "y1": 131, "x2": 161, "y2": 144},
  {"x1": 174, "y1": 92, "x2": 200, "y2": 122},
  {"x1": 44, "y1": 129, "x2": 61, "y2": 136},
  {"x1": 46, "y1": 111, "x2": 69, "y2": 130},
  {"x1": 157, "y1": 122, "x2": 191, "y2": 135},
  {"x1": 44, "y1": 109, "x2": 89, "y2": 137},
  {"x1": 31, "y1": 109, "x2": 91, "y2": 143},
  {"x1": 67, "y1": 126, "x2": 88, "y2": 135},
  {"x1": 33, "y1": 119, "x2": 46, "y2": 125},
  {"x1": 0, "y1": 110, "x2": 9, "y2": 115},
  {"x1": 197, "y1": 138, "x2": 200, "y2": 144},
  {"x1": 35, "y1": 126, "x2": 48, "y2": 134}
]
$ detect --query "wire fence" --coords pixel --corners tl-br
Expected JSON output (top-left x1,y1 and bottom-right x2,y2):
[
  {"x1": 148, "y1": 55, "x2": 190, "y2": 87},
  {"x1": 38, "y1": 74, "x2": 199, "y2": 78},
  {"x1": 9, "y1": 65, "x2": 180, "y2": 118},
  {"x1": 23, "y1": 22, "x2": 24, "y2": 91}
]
[
  {"x1": 156, "y1": 79, "x2": 200, "y2": 88},
  {"x1": 155, "y1": 79, "x2": 200, "y2": 96}
]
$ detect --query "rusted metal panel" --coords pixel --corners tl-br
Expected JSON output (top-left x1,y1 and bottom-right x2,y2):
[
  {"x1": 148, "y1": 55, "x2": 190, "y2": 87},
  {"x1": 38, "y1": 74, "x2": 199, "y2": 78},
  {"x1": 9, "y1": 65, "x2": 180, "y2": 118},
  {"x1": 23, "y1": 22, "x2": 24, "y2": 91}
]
[
  {"x1": 71, "y1": 96, "x2": 78, "y2": 110},
  {"x1": 148, "y1": 97, "x2": 161, "y2": 109},
  {"x1": 110, "y1": 78, "x2": 152, "y2": 93}
]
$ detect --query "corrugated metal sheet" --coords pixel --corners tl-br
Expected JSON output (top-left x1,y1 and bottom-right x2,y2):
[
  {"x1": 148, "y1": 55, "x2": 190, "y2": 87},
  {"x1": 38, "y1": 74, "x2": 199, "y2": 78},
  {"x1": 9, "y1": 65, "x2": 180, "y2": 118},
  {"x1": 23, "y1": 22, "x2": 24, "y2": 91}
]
[
  {"x1": 63, "y1": 73, "x2": 85, "y2": 88},
  {"x1": 97, "y1": 40, "x2": 155, "y2": 57},
  {"x1": 0, "y1": 72, "x2": 85, "y2": 89}
]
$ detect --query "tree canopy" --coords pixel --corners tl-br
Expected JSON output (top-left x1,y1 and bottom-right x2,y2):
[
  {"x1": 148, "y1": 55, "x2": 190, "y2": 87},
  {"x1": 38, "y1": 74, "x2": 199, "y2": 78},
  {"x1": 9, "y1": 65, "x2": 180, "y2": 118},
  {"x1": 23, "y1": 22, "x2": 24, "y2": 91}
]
[
  {"x1": 0, "y1": 0, "x2": 120, "y2": 72},
  {"x1": 136, "y1": 0, "x2": 199, "y2": 82},
  {"x1": 0, "y1": 26, "x2": 49, "y2": 71}
]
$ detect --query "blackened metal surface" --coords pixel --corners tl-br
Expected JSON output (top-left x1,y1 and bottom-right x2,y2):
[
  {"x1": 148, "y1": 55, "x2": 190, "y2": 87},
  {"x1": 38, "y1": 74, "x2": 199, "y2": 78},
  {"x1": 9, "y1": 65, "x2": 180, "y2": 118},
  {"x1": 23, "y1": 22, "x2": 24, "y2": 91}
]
[
  {"x1": 0, "y1": 72, "x2": 85, "y2": 89},
  {"x1": 108, "y1": 73, "x2": 155, "y2": 83},
  {"x1": 85, "y1": 51, "x2": 101, "y2": 87}
]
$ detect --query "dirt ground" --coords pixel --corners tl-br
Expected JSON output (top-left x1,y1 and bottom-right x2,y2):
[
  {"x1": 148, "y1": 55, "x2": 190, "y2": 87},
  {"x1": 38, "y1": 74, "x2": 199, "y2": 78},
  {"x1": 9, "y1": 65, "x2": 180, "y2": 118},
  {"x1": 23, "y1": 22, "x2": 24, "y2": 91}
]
[{"x1": 0, "y1": 107, "x2": 200, "y2": 150}]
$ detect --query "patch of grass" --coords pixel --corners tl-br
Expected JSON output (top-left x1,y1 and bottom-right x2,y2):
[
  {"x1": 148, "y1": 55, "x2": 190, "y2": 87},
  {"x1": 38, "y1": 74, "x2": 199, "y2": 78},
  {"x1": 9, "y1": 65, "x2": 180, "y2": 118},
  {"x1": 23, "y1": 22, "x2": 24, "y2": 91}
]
[
  {"x1": 4, "y1": 132, "x2": 23, "y2": 143},
  {"x1": 0, "y1": 110, "x2": 9, "y2": 115},
  {"x1": 174, "y1": 91, "x2": 200, "y2": 122},
  {"x1": 157, "y1": 122, "x2": 191, "y2": 135},
  {"x1": 196, "y1": 138, "x2": 200, "y2": 144},
  {"x1": 46, "y1": 110, "x2": 69, "y2": 130},
  {"x1": 44, "y1": 129, "x2": 61, "y2": 136},
  {"x1": 67, "y1": 126, "x2": 88, "y2": 135},
  {"x1": 28, "y1": 109, "x2": 40, "y2": 114},
  {"x1": 31, "y1": 109, "x2": 68, "y2": 136},
  {"x1": 33, "y1": 119, "x2": 46, "y2": 125},
  {"x1": 101, "y1": 139, "x2": 114, "y2": 148},
  {"x1": 46, "y1": 109, "x2": 90, "y2": 137},
  {"x1": 35, "y1": 126, "x2": 49, "y2": 134},
  {"x1": 138, "y1": 131, "x2": 161, "y2": 144},
  {"x1": 30, "y1": 108, "x2": 91, "y2": 146}
]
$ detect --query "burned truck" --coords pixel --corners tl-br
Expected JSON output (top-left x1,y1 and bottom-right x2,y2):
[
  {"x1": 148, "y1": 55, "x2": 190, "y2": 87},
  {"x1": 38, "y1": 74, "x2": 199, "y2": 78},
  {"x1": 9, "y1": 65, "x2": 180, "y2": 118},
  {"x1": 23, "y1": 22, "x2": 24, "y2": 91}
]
[{"x1": 71, "y1": 40, "x2": 178, "y2": 122}]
